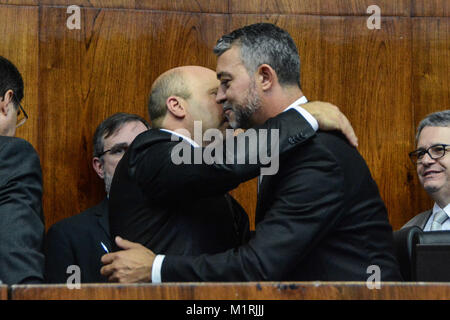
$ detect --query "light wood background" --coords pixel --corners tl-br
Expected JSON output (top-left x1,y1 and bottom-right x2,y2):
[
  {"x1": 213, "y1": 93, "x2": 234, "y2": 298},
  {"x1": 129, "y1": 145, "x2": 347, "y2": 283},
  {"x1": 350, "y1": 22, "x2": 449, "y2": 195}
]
[{"x1": 0, "y1": 0, "x2": 448, "y2": 231}]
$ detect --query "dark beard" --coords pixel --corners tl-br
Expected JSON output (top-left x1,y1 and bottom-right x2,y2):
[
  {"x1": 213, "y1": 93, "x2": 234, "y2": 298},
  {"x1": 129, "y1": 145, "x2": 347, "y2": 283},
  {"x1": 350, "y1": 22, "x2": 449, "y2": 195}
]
[{"x1": 224, "y1": 82, "x2": 261, "y2": 129}]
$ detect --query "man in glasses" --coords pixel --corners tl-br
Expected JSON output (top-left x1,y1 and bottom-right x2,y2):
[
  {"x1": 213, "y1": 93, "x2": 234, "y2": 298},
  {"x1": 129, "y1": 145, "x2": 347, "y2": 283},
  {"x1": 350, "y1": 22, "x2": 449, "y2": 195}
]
[
  {"x1": 45, "y1": 113, "x2": 149, "y2": 283},
  {"x1": 403, "y1": 110, "x2": 450, "y2": 231},
  {"x1": 0, "y1": 56, "x2": 44, "y2": 284}
]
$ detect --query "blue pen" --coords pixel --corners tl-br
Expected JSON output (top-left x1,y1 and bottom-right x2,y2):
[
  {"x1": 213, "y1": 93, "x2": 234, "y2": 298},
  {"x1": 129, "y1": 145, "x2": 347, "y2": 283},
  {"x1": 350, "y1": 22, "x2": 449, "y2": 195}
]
[{"x1": 100, "y1": 242, "x2": 109, "y2": 253}]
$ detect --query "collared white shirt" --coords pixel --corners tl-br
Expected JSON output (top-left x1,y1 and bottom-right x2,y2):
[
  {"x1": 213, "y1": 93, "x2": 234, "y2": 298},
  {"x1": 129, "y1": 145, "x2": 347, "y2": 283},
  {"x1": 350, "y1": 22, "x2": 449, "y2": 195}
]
[
  {"x1": 424, "y1": 203, "x2": 450, "y2": 231},
  {"x1": 152, "y1": 96, "x2": 317, "y2": 283},
  {"x1": 159, "y1": 128, "x2": 200, "y2": 147}
]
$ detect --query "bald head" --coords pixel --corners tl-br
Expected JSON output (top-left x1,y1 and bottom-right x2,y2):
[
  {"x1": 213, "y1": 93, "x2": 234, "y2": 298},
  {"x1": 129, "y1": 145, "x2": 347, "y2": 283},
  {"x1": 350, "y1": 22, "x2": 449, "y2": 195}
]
[{"x1": 148, "y1": 66, "x2": 218, "y2": 128}]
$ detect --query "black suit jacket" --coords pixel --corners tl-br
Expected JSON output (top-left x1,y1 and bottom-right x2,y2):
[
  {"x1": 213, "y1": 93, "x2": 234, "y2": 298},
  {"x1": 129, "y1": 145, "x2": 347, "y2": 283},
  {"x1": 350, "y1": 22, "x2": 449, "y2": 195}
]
[
  {"x1": 45, "y1": 199, "x2": 113, "y2": 283},
  {"x1": 109, "y1": 135, "x2": 252, "y2": 256},
  {"x1": 133, "y1": 110, "x2": 401, "y2": 281},
  {"x1": 0, "y1": 136, "x2": 45, "y2": 285}
]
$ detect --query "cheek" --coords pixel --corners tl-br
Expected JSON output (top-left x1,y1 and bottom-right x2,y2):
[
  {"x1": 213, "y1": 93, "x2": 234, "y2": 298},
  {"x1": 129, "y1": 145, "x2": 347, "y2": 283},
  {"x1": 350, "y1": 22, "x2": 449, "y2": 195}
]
[{"x1": 105, "y1": 160, "x2": 119, "y2": 176}]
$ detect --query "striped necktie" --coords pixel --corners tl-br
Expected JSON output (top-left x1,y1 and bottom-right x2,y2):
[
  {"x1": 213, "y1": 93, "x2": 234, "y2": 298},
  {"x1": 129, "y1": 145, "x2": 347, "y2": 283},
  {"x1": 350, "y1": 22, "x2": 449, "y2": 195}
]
[{"x1": 431, "y1": 210, "x2": 449, "y2": 231}]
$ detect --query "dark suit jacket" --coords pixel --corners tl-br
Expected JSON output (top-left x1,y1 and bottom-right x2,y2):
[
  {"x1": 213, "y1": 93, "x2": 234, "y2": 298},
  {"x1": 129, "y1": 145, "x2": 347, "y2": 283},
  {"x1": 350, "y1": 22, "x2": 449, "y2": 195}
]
[
  {"x1": 45, "y1": 199, "x2": 112, "y2": 283},
  {"x1": 109, "y1": 132, "x2": 251, "y2": 255},
  {"x1": 0, "y1": 136, "x2": 45, "y2": 285},
  {"x1": 130, "y1": 110, "x2": 401, "y2": 281},
  {"x1": 401, "y1": 210, "x2": 432, "y2": 230}
]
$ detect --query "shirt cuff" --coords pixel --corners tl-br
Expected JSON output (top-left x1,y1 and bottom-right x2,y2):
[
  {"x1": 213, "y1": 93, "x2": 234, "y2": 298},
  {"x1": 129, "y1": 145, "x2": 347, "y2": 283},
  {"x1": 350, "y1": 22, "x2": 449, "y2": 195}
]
[
  {"x1": 290, "y1": 106, "x2": 319, "y2": 132},
  {"x1": 151, "y1": 254, "x2": 165, "y2": 283}
]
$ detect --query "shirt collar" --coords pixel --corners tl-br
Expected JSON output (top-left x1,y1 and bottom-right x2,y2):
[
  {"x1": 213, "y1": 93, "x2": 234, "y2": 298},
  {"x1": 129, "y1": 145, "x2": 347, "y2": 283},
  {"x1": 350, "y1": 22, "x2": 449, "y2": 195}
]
[
  {"x1": 433, "y1": 202, "x2": 450, "y2": 218},
  {"x1": 159, "y1": 128, "x2": 200, "y2": 147},
  {"x1": 283, "y1": 96, "x2": 308, "y2": 112}
]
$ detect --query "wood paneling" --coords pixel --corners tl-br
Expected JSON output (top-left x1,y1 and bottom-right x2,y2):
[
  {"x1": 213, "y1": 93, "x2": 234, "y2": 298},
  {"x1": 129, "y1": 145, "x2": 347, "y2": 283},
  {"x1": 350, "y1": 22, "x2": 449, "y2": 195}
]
[
  {"x1": 230, "y1": 15, "x2": 415, "y2": 229},
  {"x1": 412, "y1": 18, "x2": 450, "y2": 123},
  {"x1": 10, "y1": 282, "x2": 450, "y2": 300},
  {"x1": 230, "y1": 0, "x2": 410, "y2": 16},
  {"x1": 39, "y1": 6, "x2": 228, "y2": 228},
  {"x1": 0, "y1": 285, "x2": 7, "y2": 300},
  {"x1": 413, "y1": 0, "x2": 450, "y2": 17},
  {"x1": 0, "y1": 5, "x2": 39, "y2": 149},
  {"x1": 37, "y1": 0, "x2": 228, "y2": 12}
]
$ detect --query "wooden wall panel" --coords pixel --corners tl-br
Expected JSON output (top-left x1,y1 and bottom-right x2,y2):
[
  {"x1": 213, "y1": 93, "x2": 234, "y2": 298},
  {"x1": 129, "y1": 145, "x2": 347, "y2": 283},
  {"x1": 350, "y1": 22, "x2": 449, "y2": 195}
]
[
  {"x1": 0, "y1": 1, "x2": 37, "y2": 5},
  {"x1": 0, "y1": 285, "x2": 6, "y2": 300},
  {"x1": 0, "y1": 5, "x2": 39, "y2": 149},
  {"x1": 37, "y1": 0, "x2": 229, "y2": 12},
  {"x1": 39, "y1": 7, "x2": 228, "y2": 229},
  {"x1": 413, "y1": 0, "x2": 450, "y2": 17},
  {"x1": 230, "y1": 0, "x2": 410, "y2": 16},
  {"x1": 230, "y1": 15, "x2": 415, "y2": 229},
  {"x1": 10, "y1": 282, "x2": 450, "y2": 300}
]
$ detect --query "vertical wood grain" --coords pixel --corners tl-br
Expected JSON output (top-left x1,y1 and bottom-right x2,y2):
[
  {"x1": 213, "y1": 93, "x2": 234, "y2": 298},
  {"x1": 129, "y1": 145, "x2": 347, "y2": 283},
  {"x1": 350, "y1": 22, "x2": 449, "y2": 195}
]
[
  {"x1": 37, "y1": 0, "x2": 229, "y2": 12},
  {"x1": 230, "y1": 0, "x2": 410, "y2": 16},
  {"x1": 39, "y1": 6, "x2": 229, "y2": 229},
  {"x1": 413, "y1": 0, "x2": 450, "y2": 17}
]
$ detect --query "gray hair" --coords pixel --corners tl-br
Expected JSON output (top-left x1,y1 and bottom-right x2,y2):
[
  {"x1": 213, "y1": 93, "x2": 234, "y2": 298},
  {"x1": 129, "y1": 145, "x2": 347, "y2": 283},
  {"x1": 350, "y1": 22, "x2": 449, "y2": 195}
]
[
  {"x1": 213, "y1": 23, "x2": 301, "y2": 88},
  {"x1": 416, "y1": 110, "x2": 450, "y2": 141}
]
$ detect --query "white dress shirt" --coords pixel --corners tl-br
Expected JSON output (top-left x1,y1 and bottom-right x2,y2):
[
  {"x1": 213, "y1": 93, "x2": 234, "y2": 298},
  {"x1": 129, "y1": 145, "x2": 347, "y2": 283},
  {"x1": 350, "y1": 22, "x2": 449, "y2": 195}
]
[
  {"x1": 424, "y1": 203, "x2": 450, "y2": 231},
  {"x1": 152, "y1": 96, "x2": 317, "y2": 283}
]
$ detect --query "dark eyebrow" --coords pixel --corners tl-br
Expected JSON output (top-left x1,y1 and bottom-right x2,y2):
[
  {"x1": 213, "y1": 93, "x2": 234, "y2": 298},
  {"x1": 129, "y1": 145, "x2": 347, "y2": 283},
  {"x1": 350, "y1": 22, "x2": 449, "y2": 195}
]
[
  {"x1": 109, "y1": 142, "x2": 128, "y2": 150},
  {"x1": 217, "y1": 71, "x2": 232, "y2": 80}
]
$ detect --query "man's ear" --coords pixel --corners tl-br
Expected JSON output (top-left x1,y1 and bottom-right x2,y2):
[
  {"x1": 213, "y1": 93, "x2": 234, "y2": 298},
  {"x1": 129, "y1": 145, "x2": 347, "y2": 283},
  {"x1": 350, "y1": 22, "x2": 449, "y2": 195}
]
[
  {"x1": 166, "y1": 96, "x2": 187, "y2": 119},
  {"x1": 92, "y1": 157, "x2": 105, "y2": 179},
  {"x1": 0, "y1": 89, "x2": 14, "y2": 116},
  {"x1": 257, "y1": 64, "x2": 277, "y2": 92}
]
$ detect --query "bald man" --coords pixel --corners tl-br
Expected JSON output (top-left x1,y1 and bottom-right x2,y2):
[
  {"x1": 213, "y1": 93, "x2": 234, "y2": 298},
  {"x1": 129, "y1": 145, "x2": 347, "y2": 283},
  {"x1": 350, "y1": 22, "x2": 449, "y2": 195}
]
[{"x1": 107, "y1": 66, "x2": 251, "y2": 263}]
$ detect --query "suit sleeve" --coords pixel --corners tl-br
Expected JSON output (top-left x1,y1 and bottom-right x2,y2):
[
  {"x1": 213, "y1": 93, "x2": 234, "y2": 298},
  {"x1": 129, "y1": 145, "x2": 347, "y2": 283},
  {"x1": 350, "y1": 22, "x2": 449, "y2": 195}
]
[
  {"x1": 44, "y1": 223, "x2": 76, "y2": 283},
  {"x1": 137, "y1": 109, "x2": 316, "y2": 201},
  {"x1": 161, "y1": 141, "x2": 346, "y2": 281},
  {"x1": 0, "y1": 139, "x2": 45, "y2": 285},
  {"x1": 226, "y1": 194, "x2": 251, "y2": 245}
]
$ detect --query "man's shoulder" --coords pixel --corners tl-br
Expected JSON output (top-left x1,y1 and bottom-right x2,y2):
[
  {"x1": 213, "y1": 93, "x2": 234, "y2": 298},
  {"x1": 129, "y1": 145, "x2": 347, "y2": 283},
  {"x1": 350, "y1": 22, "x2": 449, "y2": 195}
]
[
  {"x1": 401, "y1": 210, "x2": 432, "y2": 229},
  {"x1": 48, "y1": 200, "x2": 107, "y2": 233},
  {"x1": 125, "y1": 129, "x2": 186, "y2": 167},
  {"x1": 0, "y1": 136, "x2": 38, "y2": 156}
]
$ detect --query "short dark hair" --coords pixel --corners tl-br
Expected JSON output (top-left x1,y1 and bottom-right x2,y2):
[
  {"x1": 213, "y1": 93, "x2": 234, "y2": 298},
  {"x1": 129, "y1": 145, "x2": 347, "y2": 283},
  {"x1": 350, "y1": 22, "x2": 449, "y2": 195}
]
[
  {"x1": 93, "y1": 112, "x2": 150, "y2": 158},
  {"x1": 0, "y1": 56, "x2": 24, "y2": 109},
  {"x1": 214, "y1": 23, "x2": 301, "y2": 88},
  {"x1": 416, "y1": 110, "x2": 450, "y2": 142}
]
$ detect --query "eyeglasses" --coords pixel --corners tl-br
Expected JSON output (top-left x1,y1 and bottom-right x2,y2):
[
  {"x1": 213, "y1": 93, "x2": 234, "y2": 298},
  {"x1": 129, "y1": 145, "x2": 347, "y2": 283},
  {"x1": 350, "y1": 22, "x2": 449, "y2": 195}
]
[
  {"x1": 98, "y1": 143, "x2": 129, "y2": 157},
  {"x1": 409, "y1": 144, "x2": 450, "y2": 164},
  {"x1": 16, "y1": 99, "x2": 28, "y2": 128}
]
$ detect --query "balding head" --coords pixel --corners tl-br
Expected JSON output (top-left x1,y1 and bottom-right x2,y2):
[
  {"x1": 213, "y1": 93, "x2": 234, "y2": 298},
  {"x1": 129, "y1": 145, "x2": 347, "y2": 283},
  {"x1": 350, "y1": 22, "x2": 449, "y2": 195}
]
[
  {"x1": 147, "y1": 66, "x2": 225, "y2": 135},
  {"x1": 147, "y1": 67, "x2": 191, "y2": 128}
]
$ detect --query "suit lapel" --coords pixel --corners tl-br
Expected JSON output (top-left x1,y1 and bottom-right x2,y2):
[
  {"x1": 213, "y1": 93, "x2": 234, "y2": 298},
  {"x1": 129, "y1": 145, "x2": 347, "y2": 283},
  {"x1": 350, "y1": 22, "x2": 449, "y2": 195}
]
[
  {"x1": 421, "y1": 210, "x2": 433, "y2": 229},
  {"x1": 95, "y1": 198, "x2": 110, "y2": 238},
  {"x1": 255, "y1": 174, "x2": 274, "y2": 225}
]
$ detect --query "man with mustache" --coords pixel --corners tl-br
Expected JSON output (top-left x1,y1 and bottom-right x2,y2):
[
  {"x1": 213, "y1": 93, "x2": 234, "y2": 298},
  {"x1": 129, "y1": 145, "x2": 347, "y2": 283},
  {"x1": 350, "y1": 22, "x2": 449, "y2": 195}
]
[{"x1": 403, "y1": 110, "x2": 450, "y2": 231}]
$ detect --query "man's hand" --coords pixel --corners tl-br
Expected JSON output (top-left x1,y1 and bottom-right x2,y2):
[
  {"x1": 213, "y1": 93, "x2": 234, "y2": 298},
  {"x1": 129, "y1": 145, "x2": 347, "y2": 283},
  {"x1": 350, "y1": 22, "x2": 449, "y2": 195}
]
[
  {"x1": 100, "y1": 236, "x2": 155, "y2": 283},
  {"x1": 302, "y1": 101, "x2": 358, "y2": 147}
]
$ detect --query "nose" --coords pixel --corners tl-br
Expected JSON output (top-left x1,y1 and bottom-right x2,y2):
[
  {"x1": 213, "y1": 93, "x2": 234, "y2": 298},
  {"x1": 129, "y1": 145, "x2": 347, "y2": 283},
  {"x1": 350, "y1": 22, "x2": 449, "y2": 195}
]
[
  {"x1": 216, "y1": 87, "x2": 226, "y2": 105},
  {"x1": 421, "y1": 152, "x2": 437, "y2": 166}
]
